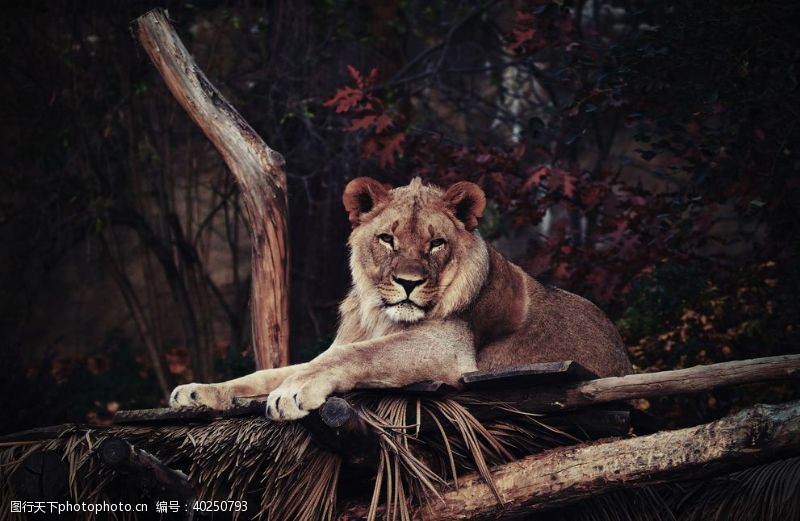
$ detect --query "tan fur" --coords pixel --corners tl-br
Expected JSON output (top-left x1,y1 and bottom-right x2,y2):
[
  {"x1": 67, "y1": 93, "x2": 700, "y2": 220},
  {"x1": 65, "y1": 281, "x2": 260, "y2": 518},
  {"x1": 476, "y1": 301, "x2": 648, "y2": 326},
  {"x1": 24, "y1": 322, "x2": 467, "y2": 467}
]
[{"x1": 170, "y1": 177, "x2": 631, "y2": 419}]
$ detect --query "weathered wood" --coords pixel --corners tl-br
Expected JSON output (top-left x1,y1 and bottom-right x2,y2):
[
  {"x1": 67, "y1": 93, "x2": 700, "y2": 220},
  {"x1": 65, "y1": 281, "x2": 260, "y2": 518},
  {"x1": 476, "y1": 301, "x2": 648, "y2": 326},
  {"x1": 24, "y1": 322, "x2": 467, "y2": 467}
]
[
  {"x1": 319, "y1": 396, "x2": 355, "y2": 428},
  {"x1": 113, "y1": 406, "x2": 217, "y2": 424},
  {"x1": 354, "y1": 380, "x2": 458, "y2": 395},
  {"x1": 476, "y1": 354, "x2": 800, "y2": 413},
  {"x1": 222, "y1": 400, "x2": 270, "y2": 418},
  {"x1": 133, "y1": 8, "x2": 289, "y2": 369},
  {"x1": 462, "y1": 361, "x2": 597, "y2": 390},
  {"x1": 97, "y1": 437, "x2": 194, "y2": 500},
  {"x1": 112, "y1": 400, "x2": 270, "y2": 424},
  {"x1": 302, "y1": 397, "x2": 380, "y2": 469},
  {"x1": 409, "y1": 400, "x2": 800, "y2": 520}
]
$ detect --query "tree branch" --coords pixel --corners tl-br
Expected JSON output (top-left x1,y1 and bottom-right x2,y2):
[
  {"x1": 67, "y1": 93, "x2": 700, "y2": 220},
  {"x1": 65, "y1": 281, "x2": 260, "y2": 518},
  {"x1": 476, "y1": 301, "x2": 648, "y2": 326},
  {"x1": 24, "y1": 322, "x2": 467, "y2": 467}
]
[{"x1": 133, "y1": 8, "x2": 289, "y2": 369}]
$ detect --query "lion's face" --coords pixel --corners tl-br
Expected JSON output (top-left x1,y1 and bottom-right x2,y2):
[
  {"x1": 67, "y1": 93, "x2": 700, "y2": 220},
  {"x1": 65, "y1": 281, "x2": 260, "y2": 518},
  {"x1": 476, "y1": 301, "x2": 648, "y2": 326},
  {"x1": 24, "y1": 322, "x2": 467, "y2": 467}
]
[{"x1": 344, "y1": 177, "x2": 489, "y2": 325}]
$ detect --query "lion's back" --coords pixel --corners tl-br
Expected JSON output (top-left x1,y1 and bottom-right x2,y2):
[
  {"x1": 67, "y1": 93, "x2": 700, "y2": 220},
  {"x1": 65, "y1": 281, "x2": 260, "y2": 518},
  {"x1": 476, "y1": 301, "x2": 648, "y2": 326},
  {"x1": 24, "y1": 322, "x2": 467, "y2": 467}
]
[{"x1": 473, "y1": 253, "x2": 632, "y2": 378}]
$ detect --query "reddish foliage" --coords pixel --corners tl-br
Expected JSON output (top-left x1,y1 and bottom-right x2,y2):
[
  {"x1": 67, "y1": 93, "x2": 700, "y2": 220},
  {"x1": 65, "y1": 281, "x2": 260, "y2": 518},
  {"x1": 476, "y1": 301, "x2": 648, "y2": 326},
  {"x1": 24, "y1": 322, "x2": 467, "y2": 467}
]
[{"x1": 324, "y1": 65, "x2": 406, "y2": 168}]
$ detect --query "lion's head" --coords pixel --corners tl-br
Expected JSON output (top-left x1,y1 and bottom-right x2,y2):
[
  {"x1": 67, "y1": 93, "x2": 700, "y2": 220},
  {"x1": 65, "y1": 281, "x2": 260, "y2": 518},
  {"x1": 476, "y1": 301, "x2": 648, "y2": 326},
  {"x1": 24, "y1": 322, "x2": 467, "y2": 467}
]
[{"x1": 343, "y1": 177, "x2": 490, "y2": 326}]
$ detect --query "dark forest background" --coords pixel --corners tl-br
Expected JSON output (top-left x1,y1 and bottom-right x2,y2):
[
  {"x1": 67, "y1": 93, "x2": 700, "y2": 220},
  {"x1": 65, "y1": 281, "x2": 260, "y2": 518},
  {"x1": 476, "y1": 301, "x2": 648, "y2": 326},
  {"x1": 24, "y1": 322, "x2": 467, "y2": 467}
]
[{"x1": 1, "y1": 0, "x2": 798, "y2": 434}]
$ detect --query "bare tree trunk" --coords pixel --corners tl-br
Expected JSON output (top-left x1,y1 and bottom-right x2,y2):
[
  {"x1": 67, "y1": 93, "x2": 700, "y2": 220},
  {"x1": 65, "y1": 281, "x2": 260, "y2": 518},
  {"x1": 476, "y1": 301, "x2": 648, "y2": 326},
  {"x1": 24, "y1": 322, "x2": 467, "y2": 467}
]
[
  {"x1": 133, "y1": 8, "x2": 290, "y2": 369},
  {"x1": 345, "y1": 400, "x2": 800, "y2": 521}
]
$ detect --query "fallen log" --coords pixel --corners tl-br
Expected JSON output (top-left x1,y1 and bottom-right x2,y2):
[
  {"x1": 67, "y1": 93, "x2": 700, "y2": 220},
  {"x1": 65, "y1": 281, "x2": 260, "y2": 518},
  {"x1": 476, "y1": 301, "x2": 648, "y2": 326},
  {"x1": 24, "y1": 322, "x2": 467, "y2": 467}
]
[
  {"x1": 133, "y1": 8, "x2": 289, "y2": 370},
  {"x1": 397, "y1": 399, "x2": 800, "y2": 520}
]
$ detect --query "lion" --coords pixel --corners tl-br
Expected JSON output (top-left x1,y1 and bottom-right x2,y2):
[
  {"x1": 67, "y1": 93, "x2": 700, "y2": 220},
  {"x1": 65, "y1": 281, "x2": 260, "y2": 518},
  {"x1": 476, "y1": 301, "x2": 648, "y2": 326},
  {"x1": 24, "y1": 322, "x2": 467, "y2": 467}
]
[{"x1": 170, "y1": 177, "x2": 631, "y2": 420}]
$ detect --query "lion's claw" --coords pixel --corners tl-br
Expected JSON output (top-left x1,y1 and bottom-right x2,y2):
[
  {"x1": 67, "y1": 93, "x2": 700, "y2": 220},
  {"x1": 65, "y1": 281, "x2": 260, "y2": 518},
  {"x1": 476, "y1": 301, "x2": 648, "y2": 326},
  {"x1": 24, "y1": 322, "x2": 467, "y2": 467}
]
[{"x1": 265, "y1": 376, "x2": 332, "y2": 421}]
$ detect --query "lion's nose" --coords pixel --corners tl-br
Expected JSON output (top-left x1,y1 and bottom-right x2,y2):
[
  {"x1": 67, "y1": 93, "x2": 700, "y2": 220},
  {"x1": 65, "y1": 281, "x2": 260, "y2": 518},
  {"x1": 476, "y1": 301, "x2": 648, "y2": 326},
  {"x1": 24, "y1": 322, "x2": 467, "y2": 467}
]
[{"x1": 393, "y1": 276, "x2": 426, "y2": 296}]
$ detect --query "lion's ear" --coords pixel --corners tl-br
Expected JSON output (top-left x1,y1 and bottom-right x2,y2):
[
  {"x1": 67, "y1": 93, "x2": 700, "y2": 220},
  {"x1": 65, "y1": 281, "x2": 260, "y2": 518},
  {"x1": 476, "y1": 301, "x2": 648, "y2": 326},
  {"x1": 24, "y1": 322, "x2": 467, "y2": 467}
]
[
  {"x1": 443, "y1": 181, "x2": 486, "y2": 231},
  {"x1": 343, "y1": 177, "x2": 390, "y2": 227}
]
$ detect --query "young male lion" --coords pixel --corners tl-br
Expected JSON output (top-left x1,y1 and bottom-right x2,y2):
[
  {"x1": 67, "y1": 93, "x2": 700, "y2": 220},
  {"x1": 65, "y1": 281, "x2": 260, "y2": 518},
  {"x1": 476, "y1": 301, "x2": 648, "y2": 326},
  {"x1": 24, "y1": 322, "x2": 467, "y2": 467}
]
[{"x1": 170, "y1": 177, "x2": 631, "y2": 420}]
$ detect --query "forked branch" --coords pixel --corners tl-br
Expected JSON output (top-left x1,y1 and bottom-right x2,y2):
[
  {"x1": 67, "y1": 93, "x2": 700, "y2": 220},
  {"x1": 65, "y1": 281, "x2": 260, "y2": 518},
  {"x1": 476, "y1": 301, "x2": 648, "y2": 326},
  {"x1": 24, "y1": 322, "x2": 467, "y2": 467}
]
[{"x1": 133, "y1": 8, "x2": 289, "y2": 369}]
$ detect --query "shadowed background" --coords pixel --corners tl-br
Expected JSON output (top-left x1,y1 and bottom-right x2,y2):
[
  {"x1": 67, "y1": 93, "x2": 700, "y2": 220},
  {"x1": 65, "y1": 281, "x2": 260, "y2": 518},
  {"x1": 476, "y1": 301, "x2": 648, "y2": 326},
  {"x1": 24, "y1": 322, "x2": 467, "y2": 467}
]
[{"x1": 1, "y1": 0, "x2": 798, "y2": 433}]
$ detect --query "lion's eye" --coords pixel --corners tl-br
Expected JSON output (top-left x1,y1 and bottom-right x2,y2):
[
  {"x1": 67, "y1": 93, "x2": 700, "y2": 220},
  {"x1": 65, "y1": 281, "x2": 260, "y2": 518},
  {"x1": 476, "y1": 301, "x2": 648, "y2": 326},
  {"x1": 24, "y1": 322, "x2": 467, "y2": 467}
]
[
  {"x1": 378, "y1": 234, "x2": 394, "y2": 247},
  {"x1": 430, "y1": 238, "x2": 446, "y2": 250}
]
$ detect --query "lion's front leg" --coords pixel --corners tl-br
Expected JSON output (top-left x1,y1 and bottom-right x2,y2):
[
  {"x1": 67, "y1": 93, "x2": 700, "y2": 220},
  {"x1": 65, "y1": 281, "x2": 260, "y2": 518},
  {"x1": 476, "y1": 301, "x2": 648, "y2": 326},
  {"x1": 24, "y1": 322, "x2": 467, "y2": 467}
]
[
  {"x1": 169, "y1": 363, "x2": 308, "y2": 409},
  {"x1": 266, "y1": 321, "x2": 477, "y2": 421}
]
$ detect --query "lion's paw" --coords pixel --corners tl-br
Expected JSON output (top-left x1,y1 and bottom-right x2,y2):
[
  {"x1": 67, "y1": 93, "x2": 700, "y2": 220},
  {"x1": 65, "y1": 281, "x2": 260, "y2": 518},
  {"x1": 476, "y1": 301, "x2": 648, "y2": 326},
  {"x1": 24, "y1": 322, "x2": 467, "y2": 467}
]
[
  {"x1": 265, "y1": 377, "x2": 332, "y2": 421},
  {"x1": 169, "y1": 383, "x2": 230, "y2": 410}
]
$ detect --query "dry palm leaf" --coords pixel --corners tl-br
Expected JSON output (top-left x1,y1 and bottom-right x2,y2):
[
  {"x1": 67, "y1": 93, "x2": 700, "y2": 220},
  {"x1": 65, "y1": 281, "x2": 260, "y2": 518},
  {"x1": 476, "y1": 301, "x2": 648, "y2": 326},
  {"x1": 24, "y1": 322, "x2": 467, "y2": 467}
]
[{"x1": 0, "y1": 393, "x2": 586, "y2": 521}]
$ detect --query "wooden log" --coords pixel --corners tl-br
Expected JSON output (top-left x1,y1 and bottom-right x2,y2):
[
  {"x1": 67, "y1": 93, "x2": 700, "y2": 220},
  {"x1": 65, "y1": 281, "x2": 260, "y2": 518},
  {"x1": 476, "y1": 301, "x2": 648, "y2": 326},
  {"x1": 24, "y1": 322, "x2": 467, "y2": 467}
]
[
  {"x1": 133, "y1": 8, "x2": 289, "y2": 370},
  {"x1": 355, "y1": 380, "x2": 458, "y2": 396},
  {"x1": 319, "y1": 396, "x2": 358, "y2": 428},
  {"x1": 113, "y1": 406, "x2": 217, "y2": 424},
  {"x1": 462, "y1": 361, "x2": 597, "y2": 390},
  {"x1": 97, "y1": 437, "x2": 194, "y2": 500},
  {"x1": 407, "y1": 400, "x2": 800, "y2": 520},
  {"x1": 302, "y1": 397, "x2": 380, "y2": 469},
  {"x1": 475, "y1": 353, "x2": 800, "y2": 413}
]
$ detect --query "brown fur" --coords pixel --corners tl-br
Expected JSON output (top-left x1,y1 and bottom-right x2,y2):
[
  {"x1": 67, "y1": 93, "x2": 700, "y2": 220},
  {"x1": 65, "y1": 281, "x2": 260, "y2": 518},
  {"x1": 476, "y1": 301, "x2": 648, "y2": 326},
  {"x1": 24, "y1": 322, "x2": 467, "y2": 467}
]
[{"x1": 170, "y1": 177, "x2": 631, "y2": 419}]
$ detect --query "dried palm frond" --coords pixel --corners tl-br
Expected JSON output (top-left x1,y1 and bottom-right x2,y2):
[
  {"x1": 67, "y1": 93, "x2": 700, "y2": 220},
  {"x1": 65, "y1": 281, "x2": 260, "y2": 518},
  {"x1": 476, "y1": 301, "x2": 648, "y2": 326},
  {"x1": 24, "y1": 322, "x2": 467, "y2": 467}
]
[
  {"x1": 0, "y1": 419, "x2": 339, "y2": 521},
  {"x1": 673, "y1": 456, "x2": 800, "y2": 521},
  {"x1": 348, "y1": 393, "x2": 579, "y2": 521},
  {"x1": 0, "y1": 393, "x2": 592, "y2": 521}
]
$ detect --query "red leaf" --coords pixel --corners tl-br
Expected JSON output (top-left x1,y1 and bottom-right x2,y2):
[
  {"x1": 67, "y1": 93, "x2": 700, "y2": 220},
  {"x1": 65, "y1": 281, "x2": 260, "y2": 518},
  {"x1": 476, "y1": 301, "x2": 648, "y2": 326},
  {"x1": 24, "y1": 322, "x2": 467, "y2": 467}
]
[
  {"x1": 379, "y1": 133, "x2": 405, "y2": 168},
  {"x1": 348, "y1": 114, "x2": 377, "y2": 131},
  {"x1": 375, "y1": 113, "x2": 394, "y2": 133},
  {"x1": 563, "y1": 174, "x2": 576, "y2": 197},
  {"x1": 346, "y1": 65, "x2": 378, "y2": 89},
  {"x1": 323, "y1": 86, "x2": 363, "y2": 113},
  {"x1": 521, "y1": 165, "x2": 549, "y2": 192},
  {"x1": 347, "y1": 64, "x2": 362, "y2": 85},
  {"x1": 366, "y1": 67, "x2": 379, "y2": 86},
  {"x1": 362, "y1": 137, "x2": 379, "y2": 158}
]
